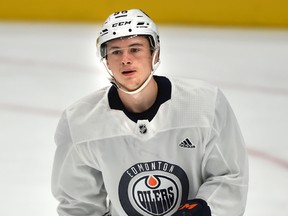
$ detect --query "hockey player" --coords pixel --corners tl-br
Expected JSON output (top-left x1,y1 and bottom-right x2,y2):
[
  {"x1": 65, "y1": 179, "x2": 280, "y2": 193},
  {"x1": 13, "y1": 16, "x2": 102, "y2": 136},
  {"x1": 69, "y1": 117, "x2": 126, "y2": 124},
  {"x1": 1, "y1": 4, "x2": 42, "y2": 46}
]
[{"x1": 51, "y1": 9, "x2": 249, "y2": 216}]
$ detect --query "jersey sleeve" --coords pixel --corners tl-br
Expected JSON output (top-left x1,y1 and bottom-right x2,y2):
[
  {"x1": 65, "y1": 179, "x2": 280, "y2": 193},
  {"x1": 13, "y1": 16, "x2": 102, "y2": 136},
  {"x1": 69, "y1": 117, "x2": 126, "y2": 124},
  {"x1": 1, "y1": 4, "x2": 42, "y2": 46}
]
[
  {"x1": 51, "y1": 112, "x2": 109, "y2": 216},
  {"x1": 196, "y1": 89, "x2": 249, "y2": 216}
]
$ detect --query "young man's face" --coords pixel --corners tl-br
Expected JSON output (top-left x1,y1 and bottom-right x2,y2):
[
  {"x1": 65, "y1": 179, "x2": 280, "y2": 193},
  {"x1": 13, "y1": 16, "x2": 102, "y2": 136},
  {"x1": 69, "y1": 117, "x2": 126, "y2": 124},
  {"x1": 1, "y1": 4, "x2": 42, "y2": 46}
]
[{"x1": 106, "y1": 36, "x2": 154, "y2": 92}]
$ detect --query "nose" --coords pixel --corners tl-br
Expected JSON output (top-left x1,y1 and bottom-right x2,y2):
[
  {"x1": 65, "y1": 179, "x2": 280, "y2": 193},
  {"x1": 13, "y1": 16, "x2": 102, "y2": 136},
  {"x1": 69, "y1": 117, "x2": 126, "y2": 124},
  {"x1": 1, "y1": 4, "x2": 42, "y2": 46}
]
[{"x1": 121, "y1": 50, "x2": 132, "y2": 65}]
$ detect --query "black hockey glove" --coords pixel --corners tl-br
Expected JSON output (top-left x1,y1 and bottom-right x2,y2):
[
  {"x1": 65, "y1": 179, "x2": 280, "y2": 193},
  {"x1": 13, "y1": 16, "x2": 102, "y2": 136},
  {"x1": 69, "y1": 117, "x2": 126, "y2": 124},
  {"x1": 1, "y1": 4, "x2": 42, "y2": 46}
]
[{"x1": 173, "y1": 199, "x2": 211, "y2": 216}]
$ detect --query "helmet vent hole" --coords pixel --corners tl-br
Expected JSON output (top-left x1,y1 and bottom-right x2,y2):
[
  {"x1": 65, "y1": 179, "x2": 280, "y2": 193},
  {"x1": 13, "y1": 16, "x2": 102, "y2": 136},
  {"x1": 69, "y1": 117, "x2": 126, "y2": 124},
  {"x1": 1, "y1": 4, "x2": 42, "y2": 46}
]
[
  {"x1": 128, "y1": 29, "x2": 132, "y2": 32},
  {"x1": 113, "y1": 32, "x2": 116, "y2": 35}
]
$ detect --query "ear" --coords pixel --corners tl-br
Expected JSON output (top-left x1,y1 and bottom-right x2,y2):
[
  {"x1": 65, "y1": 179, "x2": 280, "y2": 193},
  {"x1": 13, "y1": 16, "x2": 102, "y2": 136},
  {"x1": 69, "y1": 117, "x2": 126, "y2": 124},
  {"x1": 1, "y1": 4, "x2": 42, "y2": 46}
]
[
  {"x1": 105, "y1": 58, "x2": 111, "y2": 70},
  {"x1": 153, "y1": 48, "x2": 160, "y2": 64}
]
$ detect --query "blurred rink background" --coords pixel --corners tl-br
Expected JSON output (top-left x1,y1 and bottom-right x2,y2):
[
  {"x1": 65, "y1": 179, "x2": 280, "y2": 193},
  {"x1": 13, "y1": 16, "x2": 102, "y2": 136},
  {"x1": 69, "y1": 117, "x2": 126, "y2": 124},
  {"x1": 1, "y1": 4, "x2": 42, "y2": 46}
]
[{"x1": 1, "y1": 1, "x2": 288, "y2": 215}]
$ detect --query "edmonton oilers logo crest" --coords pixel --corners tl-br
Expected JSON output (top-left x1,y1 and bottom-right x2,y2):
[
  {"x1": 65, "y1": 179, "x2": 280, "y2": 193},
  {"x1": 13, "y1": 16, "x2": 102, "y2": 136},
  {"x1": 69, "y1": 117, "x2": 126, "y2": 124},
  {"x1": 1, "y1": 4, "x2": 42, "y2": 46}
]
[{"x1": 118, "y1": 161, "x2": 189, "y2": 216}]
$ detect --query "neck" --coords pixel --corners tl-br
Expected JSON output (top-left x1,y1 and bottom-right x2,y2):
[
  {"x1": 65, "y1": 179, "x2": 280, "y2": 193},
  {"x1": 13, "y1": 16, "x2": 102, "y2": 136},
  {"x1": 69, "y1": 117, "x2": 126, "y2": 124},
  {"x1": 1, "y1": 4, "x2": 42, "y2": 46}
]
[{"x1": 118, "y1": 78, "x2": 158, "y2": 113}]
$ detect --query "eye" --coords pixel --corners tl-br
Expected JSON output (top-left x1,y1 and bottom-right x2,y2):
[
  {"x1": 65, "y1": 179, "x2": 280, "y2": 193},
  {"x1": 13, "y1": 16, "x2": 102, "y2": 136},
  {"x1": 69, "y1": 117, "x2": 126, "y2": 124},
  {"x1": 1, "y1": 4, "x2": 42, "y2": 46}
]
[
  {"x1": 111, "y1": 49, "x2": 122, "y2": 55},
  {"x1": 130, "y1": 47, "x2": 141, "y2": 53}
]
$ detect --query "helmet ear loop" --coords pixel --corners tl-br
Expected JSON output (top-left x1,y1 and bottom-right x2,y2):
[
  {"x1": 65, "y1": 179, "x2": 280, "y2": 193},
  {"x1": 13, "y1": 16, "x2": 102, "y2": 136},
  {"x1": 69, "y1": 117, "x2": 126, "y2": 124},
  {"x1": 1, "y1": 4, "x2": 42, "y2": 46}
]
[
  {"x1": 101, "y1": 57, "x2": 119, "y2": 88},
  {"x1": 151, "y1": 47, "x2": 160, "y2": 73}
]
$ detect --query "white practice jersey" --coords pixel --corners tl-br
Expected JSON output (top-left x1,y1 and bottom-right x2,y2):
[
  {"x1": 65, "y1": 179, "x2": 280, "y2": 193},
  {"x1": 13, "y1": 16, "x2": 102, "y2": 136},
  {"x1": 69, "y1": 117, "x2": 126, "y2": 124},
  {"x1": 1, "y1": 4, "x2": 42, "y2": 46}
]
[{"x1": 52, "y1": 76, "x2": 248, "y2": 216}]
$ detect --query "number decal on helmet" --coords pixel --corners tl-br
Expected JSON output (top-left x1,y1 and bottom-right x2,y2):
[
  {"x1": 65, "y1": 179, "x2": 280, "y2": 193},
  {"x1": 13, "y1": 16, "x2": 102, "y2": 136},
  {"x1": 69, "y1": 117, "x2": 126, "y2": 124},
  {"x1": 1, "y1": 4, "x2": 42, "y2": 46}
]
[{"x1": 114, "y1": 10, "x2": 128, "y2": 16}]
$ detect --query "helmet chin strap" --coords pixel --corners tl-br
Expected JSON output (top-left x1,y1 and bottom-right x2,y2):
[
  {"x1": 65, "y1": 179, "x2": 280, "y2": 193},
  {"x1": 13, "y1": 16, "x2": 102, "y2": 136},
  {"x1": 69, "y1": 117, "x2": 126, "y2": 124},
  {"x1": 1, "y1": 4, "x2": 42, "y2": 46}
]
[{"x1": 102, "y1": 49, "x2": 160, "y2": 95}]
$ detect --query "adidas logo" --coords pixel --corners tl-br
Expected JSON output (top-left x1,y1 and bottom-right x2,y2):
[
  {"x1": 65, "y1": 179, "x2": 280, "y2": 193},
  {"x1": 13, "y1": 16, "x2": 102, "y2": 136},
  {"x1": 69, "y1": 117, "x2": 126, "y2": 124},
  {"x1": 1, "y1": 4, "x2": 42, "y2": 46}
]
[{"x1": 179, "y1": 138, "x2": 195, "y2": 149}]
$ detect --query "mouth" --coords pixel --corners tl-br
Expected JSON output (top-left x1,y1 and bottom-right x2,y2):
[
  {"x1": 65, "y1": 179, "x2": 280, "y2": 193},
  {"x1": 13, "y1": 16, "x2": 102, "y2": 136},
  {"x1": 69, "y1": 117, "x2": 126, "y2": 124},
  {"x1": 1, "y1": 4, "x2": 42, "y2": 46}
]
[{"x1": 122, "y1": 69, "x2": 136, "y2": 76}]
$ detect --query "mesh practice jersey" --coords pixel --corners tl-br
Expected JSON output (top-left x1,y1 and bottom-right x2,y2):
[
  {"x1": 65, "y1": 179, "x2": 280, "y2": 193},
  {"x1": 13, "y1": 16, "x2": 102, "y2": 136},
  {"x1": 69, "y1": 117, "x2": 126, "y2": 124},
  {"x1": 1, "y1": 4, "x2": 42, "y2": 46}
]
[{"x1": 52, "y1": 76, "x2": 249, "y2": 216}]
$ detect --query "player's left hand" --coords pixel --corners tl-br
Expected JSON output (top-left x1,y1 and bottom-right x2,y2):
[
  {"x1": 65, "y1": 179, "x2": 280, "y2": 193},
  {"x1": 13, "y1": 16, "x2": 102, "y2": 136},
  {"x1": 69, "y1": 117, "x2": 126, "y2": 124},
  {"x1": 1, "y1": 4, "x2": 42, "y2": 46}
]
[{"x1": 172, "y1": 199, "x2": 211, "y2": 216}]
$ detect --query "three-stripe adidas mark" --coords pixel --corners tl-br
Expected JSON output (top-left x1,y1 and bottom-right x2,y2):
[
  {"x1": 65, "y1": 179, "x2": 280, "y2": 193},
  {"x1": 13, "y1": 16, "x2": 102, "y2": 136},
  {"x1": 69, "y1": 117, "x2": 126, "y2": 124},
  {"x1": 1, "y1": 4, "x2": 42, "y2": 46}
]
[{"x1": 179, "y1": 138, "x2": 195, "y2": 148}]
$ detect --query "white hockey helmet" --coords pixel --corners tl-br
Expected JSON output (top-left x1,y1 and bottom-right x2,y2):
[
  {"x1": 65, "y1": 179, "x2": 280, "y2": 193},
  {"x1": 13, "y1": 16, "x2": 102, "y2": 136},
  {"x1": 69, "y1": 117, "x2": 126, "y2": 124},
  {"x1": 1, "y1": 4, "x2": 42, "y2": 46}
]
[{"x1": 96, "y1": 9, "x2": 160, "y2": 59}]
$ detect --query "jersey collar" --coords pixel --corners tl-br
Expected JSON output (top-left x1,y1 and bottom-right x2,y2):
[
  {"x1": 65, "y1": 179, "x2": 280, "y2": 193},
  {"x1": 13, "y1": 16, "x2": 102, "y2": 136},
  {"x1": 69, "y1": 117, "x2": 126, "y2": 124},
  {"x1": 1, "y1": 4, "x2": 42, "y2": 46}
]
[{"x1": 108, "y1": 75, "x2": 172, "y2": 123}]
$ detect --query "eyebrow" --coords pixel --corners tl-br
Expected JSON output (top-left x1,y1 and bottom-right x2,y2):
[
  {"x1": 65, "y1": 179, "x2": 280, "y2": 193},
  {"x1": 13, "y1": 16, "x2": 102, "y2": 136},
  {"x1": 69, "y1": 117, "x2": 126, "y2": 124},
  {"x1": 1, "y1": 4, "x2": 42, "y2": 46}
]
[{"x1": 108, "y1": 43, "x2": 144, "y2": 51}]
